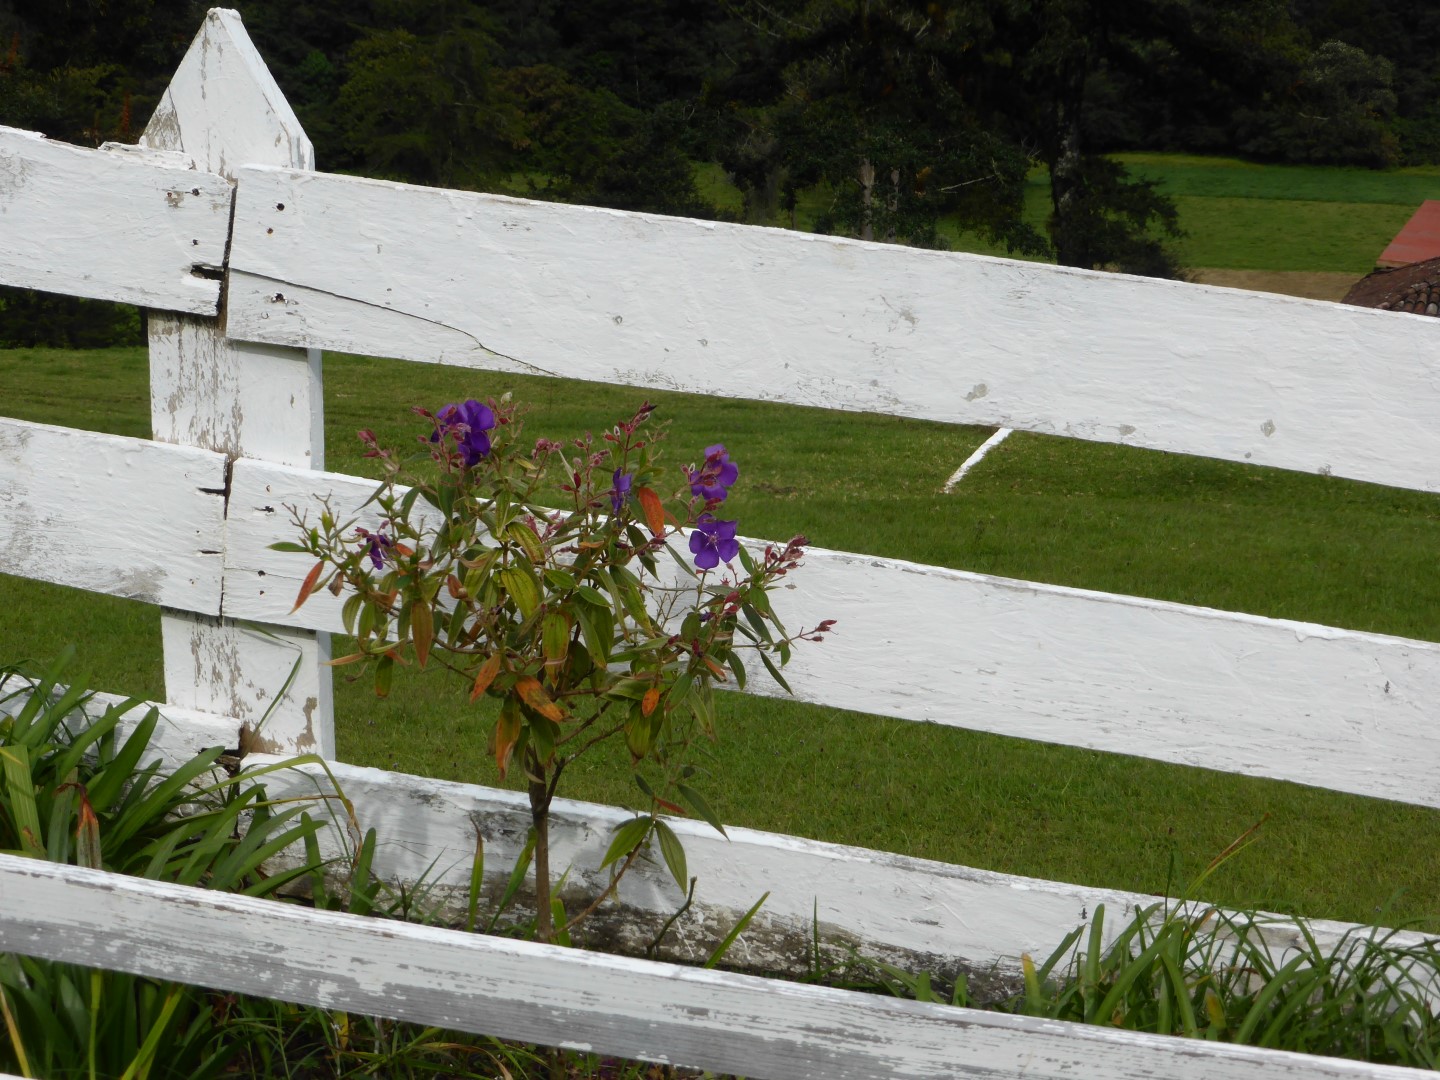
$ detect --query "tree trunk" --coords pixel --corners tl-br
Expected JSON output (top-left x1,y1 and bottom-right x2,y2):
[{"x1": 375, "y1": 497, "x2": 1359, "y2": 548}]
[{"x1": 858, "y1": 158, "x2": 876, "y2": 242}]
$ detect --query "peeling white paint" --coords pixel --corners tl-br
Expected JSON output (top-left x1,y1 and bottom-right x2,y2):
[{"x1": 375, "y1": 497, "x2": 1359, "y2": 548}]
[
  {"x1": 0, "y1": 418, "x2": 226, "y2": 610},
  {"x1": 227, "y1": 455, "x2": 1440, "y2": 811},
  {"x1": 141, "y1": 9, "x2": 332, "y2": 758},
  {"x1": 0, "y1": 126, "x2": 230, "y2": 313},
  {"x1": 942, "y1": 427, "x2": 1013, "y2": 491},
  {"x1": 247, "y1": 755, "x2": 1440, "y2": 998},
  {"x1": 1, "y1": 855, "x2": 1431, "y2": 1080},
  {"x1": 225, "y1": 164, "x2": 1440, "y2": 494}
]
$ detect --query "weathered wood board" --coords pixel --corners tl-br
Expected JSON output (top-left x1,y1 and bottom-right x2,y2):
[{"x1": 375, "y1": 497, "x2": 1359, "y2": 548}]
[
  {"x1": 223, "y1": 456, "x2": 1440, "y2": 811},
  {"x1": 0, "y1": 418, "x2": 226, "y2": 611},
  {"x1": 0, "y1": 684, "x2": 240, "y2": 765},
  {"x1": 225, "y1": 164, "x2": 1440, "y2": 493},
  {"x1": 0, "y1": 126, "x2": 230, "y2": 313},
  {"x1": 250, "y1": 755, "x2": 1439, "y2": 996},
  {"x1": 141, "y1": 7, "x2": 334, "y2": 758},
  {"x1": 2, "y1": 855, "x2": 1429, "y2": 1080}
]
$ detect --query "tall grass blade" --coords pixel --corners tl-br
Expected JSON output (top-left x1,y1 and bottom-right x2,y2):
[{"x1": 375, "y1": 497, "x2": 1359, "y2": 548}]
[{"x1": 705, "y1": 891, "x2": 769, "y2": 969}]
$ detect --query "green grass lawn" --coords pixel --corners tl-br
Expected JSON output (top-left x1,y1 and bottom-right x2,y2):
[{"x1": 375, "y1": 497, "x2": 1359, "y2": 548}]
[{"x1": 4, "y1": 344, "x2": 1440, "y2": 932}]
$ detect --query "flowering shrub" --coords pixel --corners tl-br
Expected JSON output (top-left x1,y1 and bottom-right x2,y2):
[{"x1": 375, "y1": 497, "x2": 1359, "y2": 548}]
[{"x1": 280, "y1": 396, "x2": 830, "y2": 941}]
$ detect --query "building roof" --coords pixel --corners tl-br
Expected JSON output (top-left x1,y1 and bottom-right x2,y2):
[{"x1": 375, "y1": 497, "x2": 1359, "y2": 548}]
[
  {"x1": 1341, "y1": 255, "x2": 1440, "y2": 315},
  {"x1": 1377, "y1": 200, "x2": 1440, "y2": 268}
]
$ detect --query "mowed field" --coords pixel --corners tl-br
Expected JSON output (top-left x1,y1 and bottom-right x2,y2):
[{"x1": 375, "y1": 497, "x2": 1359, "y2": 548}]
[{"x1": 4, "y1": 153, "x2": 1440, "y2": 930}]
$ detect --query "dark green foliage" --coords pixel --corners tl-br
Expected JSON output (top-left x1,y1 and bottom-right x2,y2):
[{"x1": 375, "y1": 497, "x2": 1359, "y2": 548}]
[
  {"x1": 332, "y1": 1, "x2": 524, "y2": 187},
  {"x1": 1234, "y1": 40, "x2": 1400, "y2": 168},
  {"x1": 0, "y1": 288, "x2": 143, "y2": 349},
  {"x1": 716, "y1": 0, "x2": 1048, "y2": 253},
  {"x1": 1048, "y1": 155, "x2": 1184, "y2": 276}
]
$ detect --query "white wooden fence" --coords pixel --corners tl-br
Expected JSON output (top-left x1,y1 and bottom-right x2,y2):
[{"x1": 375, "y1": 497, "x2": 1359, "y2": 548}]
[{"x1": 3, "y1": 9, "x2": 1440, "y2": 1078}]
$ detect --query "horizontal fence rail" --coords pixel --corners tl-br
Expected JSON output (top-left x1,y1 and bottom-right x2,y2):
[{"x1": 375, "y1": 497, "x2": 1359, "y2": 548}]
[
  {"x1": 250, "y1": 755, "x2": 1440, "y2": 990},
  {"x1": 0, "y1": 417, "x2": 227, "y2": 610},
  {"x1": 1, "y1": 855, "x2": 1429, "y2": 1080},
  {"x1": 224, "y1": 457, "x2": 1440, "y2": 810},
  {"x1": 0, "y1": 126, "x2": 231, "y2": 314},
  {"x1": 226, "y1": 163, "x2": 1440, "y2": 493}
]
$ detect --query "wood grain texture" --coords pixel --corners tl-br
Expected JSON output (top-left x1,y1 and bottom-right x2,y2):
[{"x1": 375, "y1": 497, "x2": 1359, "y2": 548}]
[
  {"x1": 142, "y1": 8, "x2": 333, "y2": 757},
  {"x1": 1, "y1": 855, "x2": 1427, "y2": 1080},
  {"x1": 249, "y1": 755, "x2": 1438, "y2": 993},
  {"x1": 224, "y1": 456, "x2": 1440, "y2": 810},
  {"x1": 225, "y1": 164, "x2": 1440, "y2": 493},
  {"x1": 0, "y1": 126, "x2": 230, "y2": 312},
  {"x1": 0, "y1": 418, "x2": 225, "y2": 611}
]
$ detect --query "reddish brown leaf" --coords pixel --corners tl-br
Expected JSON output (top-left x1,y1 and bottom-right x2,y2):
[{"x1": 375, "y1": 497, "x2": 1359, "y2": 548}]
[
  {"x1": 290, "y1": 561, "x2": 325, "y2": 613},
  {"x1": 641, "y1": 686, "x2": 661, "y2": 717},
  {"x1": 635, "y1": 486, "x2": 666, "y2": 537},
  {"x1": 516, "y1": 676, "x2": 566, "y2": 722},
  {"x1": 494, "y1": 703, "x2": 522, "y2": 779},
  {"x1": 411, "y1": 601, "x2": 434, "y2": 669},
  {"x1": 323, "y1": 653, "x2": 368, "y2": 667},
  {"x1": 469, "y1": 653, "x2": 504, "y2": 703}
]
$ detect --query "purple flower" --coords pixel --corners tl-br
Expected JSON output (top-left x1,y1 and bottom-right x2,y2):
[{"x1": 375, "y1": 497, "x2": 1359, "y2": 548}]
[
  {"x1": 688, "y1": 444, "x2": 739, "y2": 503},
  {"x1": 611, "y1": 469, "x2": 634, "y2": 515},
  {"x1": 689, "y1": 514, "x2": 739, "y2": 570},
  {"x1": 355, "y1": 526, "x2": 393, "y2": 570},
  {"x1": 431, "y1": 399, "x2": 496, "y2": 466}
]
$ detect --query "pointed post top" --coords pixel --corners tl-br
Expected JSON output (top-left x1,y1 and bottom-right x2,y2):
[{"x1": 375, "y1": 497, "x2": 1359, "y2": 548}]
[{"x1": 142, "y1": 8, "x2": 312, "y2": 176}]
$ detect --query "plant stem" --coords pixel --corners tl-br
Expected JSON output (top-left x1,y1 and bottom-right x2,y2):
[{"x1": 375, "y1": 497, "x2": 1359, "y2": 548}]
[{"x1": 527, "y1": 753, "x2": 553, "y2": 944}]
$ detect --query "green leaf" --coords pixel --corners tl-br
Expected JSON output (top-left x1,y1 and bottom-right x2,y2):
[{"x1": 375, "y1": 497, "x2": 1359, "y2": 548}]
[
  {"x1": 611, "y1": 564, "x2": 651, "y2": 627},
  {"x1": 574, "y1": 584, "x2": 609, "y2": 607},
  {"x1": 488, "y1": 829, "x2": 536, "y2": 933},
  {"x1": 499, "y1": 564, "x2": 541, "y2": 619},
  {"x1": 705, "y1": 891, "x2": 769, "y2": 969},
  {"x1": 736, "y1": 543, "x2": 757, "y2": 575},
  {"x1": 625, "y1": 706, "x2": 653, "y2": 759},
  {"x1": 605, "y1": 678, "x2": 653, "y2": 701},
  {"x1": 342, "y1": 594, "x2": 363, "y2": 636},
  {"x1": 466, "y1": 831, "x2": 484, "y2": 934},
  {"x1": 84, "y1": 706, "x2": 159, "y2": 810},
  {"x1": 530, "y1": 714, "x2": 558, "y2": 766},
  {"x1": 543, "y1": 568, "x2": 577, "y2": 592},
  {"x1": 653, "y1": 818, "x2": 688, "y2": 893},
  {"x1": 574, "y1": 605, "x2": 613, "y2": 665},
  {"x1": 267, "y1": 540, "x2": 309, "y2": 553},
  {"x1": 680, "y1": 611, "x2": 702, "y2": 643},
  {"x1": 375, "y1": 654, "x2": 395, "y2": 698},
  {"x1": 542, "y1": 610, "x2": 571, "y2": 669},
  {"x1": 725, "y1": 651, "x2": 747, "y2": 690},
  {"x1": 0, "y1": 746, "x2": 44, "y2": 857},
  {"x1": 677, "y1": 783, "x2": 726, "y2": 838},
  {"x1": 757, "y1": 649, "x2": 792, "y2": 694},
  {"x1": 600, "y1": 815, "x2": 652, "y2": 870},
  {"x1": 506, "y1": 520, "x2": 546, "y2": 565}
]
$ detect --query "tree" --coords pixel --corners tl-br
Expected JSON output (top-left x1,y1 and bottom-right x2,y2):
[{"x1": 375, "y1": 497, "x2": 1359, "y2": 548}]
[
  {"x1": 717, "y1": 0, "x2": 1048, "y2": 254},
  {"x1": 334, "y1": 0, "x2": 524, "y2": 188},
  {"x1": 1235, "y1": 40, "x2": 1399, "y2": 167}
]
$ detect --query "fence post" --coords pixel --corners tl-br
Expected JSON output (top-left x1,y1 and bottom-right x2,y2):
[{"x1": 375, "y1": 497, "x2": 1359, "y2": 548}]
[{"x1": 142, "y1": 9, "x2": 333, "y2": 756}]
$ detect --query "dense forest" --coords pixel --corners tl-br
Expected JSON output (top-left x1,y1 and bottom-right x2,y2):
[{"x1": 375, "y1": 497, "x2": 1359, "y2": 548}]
[{"x1": 2, "y1": 0, "x2": 1435, "y2": 342}]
